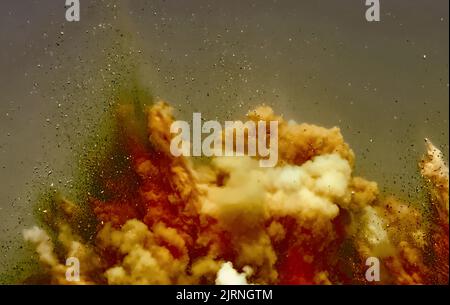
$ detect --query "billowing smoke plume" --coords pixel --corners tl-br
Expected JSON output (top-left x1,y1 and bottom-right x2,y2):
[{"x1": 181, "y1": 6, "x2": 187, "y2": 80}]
[{"x1": 23, "y1": 101, "x2": 449, "y2": 285}]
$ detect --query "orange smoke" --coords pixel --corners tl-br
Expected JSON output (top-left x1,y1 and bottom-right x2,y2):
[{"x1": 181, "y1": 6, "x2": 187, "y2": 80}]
[{"x1": 23, "y1": 101, "x2": 449, "y2": 285}]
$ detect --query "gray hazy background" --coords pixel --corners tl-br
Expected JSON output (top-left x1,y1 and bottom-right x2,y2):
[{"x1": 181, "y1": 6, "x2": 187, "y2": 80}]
[{"x1": 0, "y1": 0, "x2": 448, "y2": 282}]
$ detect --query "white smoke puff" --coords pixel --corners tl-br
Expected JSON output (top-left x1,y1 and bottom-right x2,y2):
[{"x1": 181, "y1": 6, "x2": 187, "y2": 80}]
[
  {"x1": 201, "y1": 156, "x2": 268, "y2": 231},
  {"x1": 303, "y1": 154, "x2": 351, "y2": 198},
  {"x1": 23, "y1": 226, "x2": 59, "y2": 267},
  {"x1": 215, "y1": 262, "x2": 253, "y2": 285},
  {"x1": 281, "y1": 153, "x2": 351, "y2": 198},
  {"x1": 267, "y1": 187, "x2": 339, "y2": 220},
  {"x1": 201, "y1": 153, "x2": 352, "y2": 232},
  {"x1": 265, "y1": 154, "x2": 351, "y2": 224},
  {"x1": 360, "y1": 206, "x2": 395, "y2": 258}
]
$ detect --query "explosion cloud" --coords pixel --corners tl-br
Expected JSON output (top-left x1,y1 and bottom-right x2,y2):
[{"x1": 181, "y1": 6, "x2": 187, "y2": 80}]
[{"x1": 23, "y1": 100, "x2": 449, "y2": 285}]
